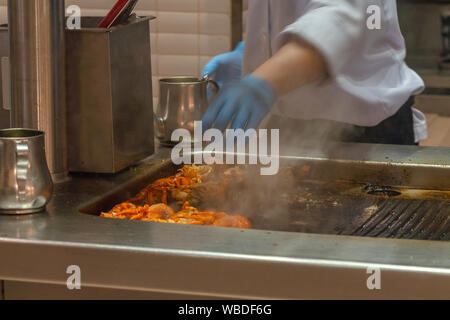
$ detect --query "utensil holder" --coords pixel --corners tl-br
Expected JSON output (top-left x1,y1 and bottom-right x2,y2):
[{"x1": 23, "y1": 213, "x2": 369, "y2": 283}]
[{"x1": 66, "y1": 16, "x2": 155, "y2": 173}]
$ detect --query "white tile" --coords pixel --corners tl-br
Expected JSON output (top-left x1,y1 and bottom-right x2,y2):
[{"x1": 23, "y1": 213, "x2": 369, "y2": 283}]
[
  {"x1": 199, "y1": 35, "x2": 230, "y2": 55},
  {"x1": 152, "y1": 76, "x2": 160, "y2": 97},
  {"x1": 198, "y1": 0, "x2": 230, "y2": 14},
  {"x1": 158, "y1": 0, "x2": 198, "y2": 12},
  {"x1": 153, "y1": 97, "x2": 159, "y2": 113},
  {"x1": 199, "y1": 55, "x2": 214, "y2": 74},
  {"x1": 199, "y1": 13, "x2": 230, "y2": 35},
  {"x1": 150, "y1": 34, "x2": 158, "y2": 53},
  {"x1": 157, "y1": 12, "x2": 198, "y2": 34},
  {"x1": 200, "y1": 55, "x2": 214, "y2": 66},
  {"x1": 158, "y1": 55, "x2": 199, "y2": 77},
  {"x1": 243, "y1": 10, "x2": 248, "y2": 32},
  {"x1": 65, "y1": 0, "x2": 155, "y2": 11},
  {"x1": 65, "y1": 0, "x2": 116, "y2": 10},
  {"x1": 157, "y1": 33, "x2": 198, "y2": 55},
  {"x1": 135, "y1": 0, "x2": 158, "y2": 11},
  {"x1": 0, "y1": 5, "x2": 7, "y2": 24},
  {"x1": 148, "y1": 15, "x2": 158, "y2": 33},
  {"x1": 76, "y1": 8, "x2": 109, "y2": 17},
  {"x1": 134, "y1": 10, "x2": 158, "y2": 25},
  {"x1": 151, "y1": 54, "x2": 158, "y2": 75}
]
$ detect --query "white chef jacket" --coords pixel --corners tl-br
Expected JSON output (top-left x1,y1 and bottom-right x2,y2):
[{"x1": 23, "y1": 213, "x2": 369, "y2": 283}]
[{"x1": 243, "y1": 0, "x2": 427, "y2": 142}]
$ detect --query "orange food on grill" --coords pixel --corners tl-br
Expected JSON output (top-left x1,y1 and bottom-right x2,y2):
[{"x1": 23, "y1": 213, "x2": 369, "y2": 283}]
[
  {"x1": 213, "y1": 215, "x2": 252, "y2": 229},
  {"x1": 100, "y1": 165, "x2": 251, "y2": 229},
  {"x1": 128, "y1": 164, "x2": 212, "y2": 205},
  {"x1": 101, "y1": 201, "x2": 251, "y2": 229}
]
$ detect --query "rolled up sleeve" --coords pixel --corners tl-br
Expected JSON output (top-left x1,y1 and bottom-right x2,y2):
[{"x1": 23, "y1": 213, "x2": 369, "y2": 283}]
[{"x1": 276, "y1": 0, "x2": 369, "y2": 77}]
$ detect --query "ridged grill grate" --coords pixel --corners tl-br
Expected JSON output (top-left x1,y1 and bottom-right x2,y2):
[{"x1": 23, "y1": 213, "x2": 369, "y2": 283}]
[{"x1": 341, "y1": 199, "x2": 450, "y2": 240}]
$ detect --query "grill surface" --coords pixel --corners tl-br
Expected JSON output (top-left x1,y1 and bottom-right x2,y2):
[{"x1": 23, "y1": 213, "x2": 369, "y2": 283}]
[
  {"x1": 340, "y1": 199, "x2": 450, "y2": 240},
  {"x1": 80, "y1": 160, "x2": 450, "y2": 242}
]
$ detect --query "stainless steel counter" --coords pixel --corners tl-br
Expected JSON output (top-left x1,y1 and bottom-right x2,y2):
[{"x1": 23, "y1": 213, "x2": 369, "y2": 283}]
[{"x1": 1, "y1": 144, "x2": 450, "y2": 299}]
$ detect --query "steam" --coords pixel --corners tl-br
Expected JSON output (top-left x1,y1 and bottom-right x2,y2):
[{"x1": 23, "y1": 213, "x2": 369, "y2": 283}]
[
  {"x1": 208, "y1": 113, "x2": 369, "y2": 234},
  {"x1": 262, "y1": 113, "x2": 363, "y2": 156}
]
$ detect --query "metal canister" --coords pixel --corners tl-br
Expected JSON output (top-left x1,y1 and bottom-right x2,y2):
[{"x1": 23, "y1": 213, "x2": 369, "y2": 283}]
[
  {"x1": 155, "y1": 76, "x2": 219, "y2": 144},
  {"x1": 0, "y1": 128, "x2": 53, "y2": 214}
]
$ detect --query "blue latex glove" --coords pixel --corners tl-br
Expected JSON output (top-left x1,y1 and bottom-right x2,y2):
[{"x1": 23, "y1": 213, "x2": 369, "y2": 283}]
[
  {"x1": 202, "y1": 75, "x2": 276, "y2": 132},
  {"x1": 201, "y1": 42, "x2": 245, "y2": 89}
]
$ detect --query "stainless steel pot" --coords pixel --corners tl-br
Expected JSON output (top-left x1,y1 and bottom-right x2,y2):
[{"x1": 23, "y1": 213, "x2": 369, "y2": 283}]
[
  {"x1": 0, "y1": 128, "x2": 53, "y2": 214},
  {"x1": 155, "y1": 76, "x2": 219, "y2": 144}
]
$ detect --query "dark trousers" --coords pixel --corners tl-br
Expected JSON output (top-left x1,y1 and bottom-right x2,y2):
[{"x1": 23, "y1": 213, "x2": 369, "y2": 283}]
[{"x1": 266, "y1": 97, "x2": 417, "y2": 146}]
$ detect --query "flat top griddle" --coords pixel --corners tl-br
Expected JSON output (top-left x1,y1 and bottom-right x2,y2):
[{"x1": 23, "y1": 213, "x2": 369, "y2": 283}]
[
  {"x1": 80, "y1": 159, "x2": 450, "y2": 241},
  {"x1": 250, "y1": 179, "x2": 450, "y2": 241}
]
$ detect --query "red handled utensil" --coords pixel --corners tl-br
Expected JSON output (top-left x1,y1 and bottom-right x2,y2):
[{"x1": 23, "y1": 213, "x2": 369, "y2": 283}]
[{"x1": 97, "y1": 0, "x2": 139, "y2": 28}]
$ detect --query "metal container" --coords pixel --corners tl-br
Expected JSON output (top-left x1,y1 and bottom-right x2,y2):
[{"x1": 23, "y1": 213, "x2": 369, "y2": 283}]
[
  {"x1": 1, "y1": 16, "x2": 154, "y2": 174},
  {"x1": 0, "y1": 26, "x2": 10, "y2": 130},
  {"x1": 155, "y1": 76, "x2": 218, "y2": 144},
  {"x1": 8, "y1": 0, "x2": 68, "y2": 182},
  {"x1": 66, "y1": 17, "x2": 155, "y2": 173},
  {"x1": 0, "y1": 128, "x2": 53, "y2": 214}
]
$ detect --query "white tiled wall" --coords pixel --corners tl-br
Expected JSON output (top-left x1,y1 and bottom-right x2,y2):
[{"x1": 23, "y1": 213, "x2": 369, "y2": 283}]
[
  {"x1": 0, "y1": 1, "x2": 6, "y2": 23},
  {"x1": 0, "y1": 0, "x2": 232, "y2": 108}
]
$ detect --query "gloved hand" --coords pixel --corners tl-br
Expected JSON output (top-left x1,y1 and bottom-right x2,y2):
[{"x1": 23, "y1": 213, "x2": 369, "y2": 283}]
[
  {"x1": 201, "y1": 42, "x2": 245, "y2": 89},
  {"x1": 202, "y1": 75, "x2": 276, "y2": 132}
]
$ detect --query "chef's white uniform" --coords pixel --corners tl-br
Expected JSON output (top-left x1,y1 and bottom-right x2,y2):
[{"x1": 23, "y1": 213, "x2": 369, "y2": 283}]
[{"x1": 243, "y1": 0, "x2": 427, "y2": 142}]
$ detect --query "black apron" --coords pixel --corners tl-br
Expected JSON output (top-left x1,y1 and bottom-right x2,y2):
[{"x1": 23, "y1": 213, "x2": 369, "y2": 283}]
[{"x1": 266, "y1": 96, "x2": 417, "y2": 146}]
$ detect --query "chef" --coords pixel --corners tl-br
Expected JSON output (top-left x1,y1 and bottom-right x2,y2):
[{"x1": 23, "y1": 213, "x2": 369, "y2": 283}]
[{"x1": 201, "y1": 0, "x2": 427, "y2": 145}]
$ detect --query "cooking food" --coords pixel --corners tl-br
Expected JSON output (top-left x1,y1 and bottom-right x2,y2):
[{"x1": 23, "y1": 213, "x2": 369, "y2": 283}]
[
  {"x1": 95, "y1": 158, "x2": 450, "y2": 240},
  {"x1": 100, "y1": 165, "x2": 251, "y2": 229},
  {"x1": 128, "y1": 164, "x2": 212, "y2": 204}
]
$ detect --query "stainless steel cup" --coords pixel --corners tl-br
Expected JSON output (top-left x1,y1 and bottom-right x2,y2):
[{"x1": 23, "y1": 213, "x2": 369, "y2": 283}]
[
  {"x1": 0, "y1": 128, "x2": 53, "y2": 214},
  {"x1": 155, "y1": 76, "x2": 219, "y2": 144}
]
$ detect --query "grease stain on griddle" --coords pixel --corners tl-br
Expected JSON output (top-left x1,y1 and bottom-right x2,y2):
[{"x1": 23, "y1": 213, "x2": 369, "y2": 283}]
[{"x1": 364, "y1": 184, "x2": 402, "y2": 197}]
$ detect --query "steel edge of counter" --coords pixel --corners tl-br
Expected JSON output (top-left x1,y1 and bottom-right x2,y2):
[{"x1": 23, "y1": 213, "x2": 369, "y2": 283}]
[
  {"x1": 0, "y1": 235, "x2": 449, "y2": 299},
  {"x1": 0, "y1": 143, "x2": 449, "y2": 298}
]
